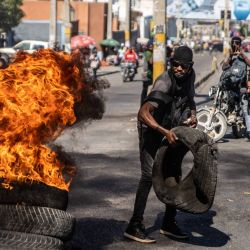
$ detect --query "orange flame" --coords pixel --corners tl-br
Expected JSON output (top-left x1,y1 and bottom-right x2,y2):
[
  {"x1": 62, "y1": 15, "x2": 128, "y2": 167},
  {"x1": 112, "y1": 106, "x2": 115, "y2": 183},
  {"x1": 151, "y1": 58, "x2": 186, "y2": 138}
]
[{"x1": 0, "y1": 49, "x2": 85, "y2": 191}]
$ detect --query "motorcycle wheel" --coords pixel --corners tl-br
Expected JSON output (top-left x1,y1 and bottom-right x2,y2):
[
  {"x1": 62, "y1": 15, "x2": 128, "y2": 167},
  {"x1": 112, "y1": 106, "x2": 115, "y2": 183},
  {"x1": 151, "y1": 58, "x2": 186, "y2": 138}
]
[
  {"x1": 196, "y1": 108, "x2": 227, "y2": 142},
  {"x1": 232, "y1": 124, "x2": 246, "y2": 138}
]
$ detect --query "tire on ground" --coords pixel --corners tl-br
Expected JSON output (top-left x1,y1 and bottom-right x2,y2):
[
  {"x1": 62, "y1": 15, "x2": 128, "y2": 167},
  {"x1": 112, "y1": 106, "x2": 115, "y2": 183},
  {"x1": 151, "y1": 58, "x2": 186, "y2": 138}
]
[
  {"x1": 152, "y1": 126, "x2": 217, "y2": 214},
  {"x1": 0, "y1": 205, "x2": 75, "y2": 239},
  {"x1": 0, "y1": 230, "x2": 63, "y2": 250},
  {"x1": 0, "y1": 181, "x2": 68, "y2": 210}
]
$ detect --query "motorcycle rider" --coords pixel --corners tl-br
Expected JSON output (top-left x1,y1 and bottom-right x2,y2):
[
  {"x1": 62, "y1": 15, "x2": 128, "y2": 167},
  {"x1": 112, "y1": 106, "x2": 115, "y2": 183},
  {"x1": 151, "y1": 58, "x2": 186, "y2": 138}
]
[
  {"x1": 124, "y1": 47, "x2": 138, "y2": 73},
  {"x1": 222, "y1": 36, "x2": 250, "y2": 140}
]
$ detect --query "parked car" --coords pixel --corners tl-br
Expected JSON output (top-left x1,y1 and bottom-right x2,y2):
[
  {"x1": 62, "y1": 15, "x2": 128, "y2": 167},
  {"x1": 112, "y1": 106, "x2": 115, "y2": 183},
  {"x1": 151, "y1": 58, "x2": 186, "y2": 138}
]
[
  {"x1": 210, "y1": 41, "x2": 224, "y2": 53},
  {"x1": 0, "y1": 40, "x2": 49, "y2": 65}
]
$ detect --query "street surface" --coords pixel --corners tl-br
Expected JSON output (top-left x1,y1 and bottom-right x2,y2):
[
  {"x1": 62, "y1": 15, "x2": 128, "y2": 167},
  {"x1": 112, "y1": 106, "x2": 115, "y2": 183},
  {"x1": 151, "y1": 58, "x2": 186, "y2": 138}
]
[{"x1": 56, "y1": 51, "x2": 250, "y2": 250}]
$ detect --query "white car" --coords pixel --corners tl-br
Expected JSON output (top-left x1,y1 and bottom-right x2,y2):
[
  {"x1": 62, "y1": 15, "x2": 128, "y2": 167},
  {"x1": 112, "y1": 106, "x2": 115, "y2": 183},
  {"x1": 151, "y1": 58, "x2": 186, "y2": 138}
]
[{"x1": 0, "y1": 40, "x2": 49, "y2": 64}]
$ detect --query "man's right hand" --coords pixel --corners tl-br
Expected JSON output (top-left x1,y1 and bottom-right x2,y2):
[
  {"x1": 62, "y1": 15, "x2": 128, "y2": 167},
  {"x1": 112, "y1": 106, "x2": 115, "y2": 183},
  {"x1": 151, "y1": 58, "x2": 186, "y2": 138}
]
[{"x1": 165, "y1": 129, "x2": 178, "y2": 145}]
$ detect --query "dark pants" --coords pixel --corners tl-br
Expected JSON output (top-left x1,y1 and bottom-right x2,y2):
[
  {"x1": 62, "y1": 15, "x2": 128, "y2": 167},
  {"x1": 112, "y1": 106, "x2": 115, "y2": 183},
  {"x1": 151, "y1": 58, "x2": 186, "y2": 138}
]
[
  {"x1": 130, "y1": 147, "x2": 177, "y2": 224},
  {"x1": 129, "y1": 100, "x2": 192, "y2": 225},
  {"x1": 129, "y1": 125, "x2": 181, "y2": 225}
]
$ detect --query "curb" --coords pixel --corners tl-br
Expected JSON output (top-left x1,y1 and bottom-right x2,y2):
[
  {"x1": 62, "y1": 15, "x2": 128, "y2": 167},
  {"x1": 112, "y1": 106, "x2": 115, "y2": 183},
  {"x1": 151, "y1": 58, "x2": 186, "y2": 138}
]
[
  {"x1": 195, "y1": 70, "x2": 215, "y2": 89},
  {"x1": 194, "y1": 58, "x2": 224, "y2": 89},
  {"x1": 97, "y1": 70, "x2": 120, "y2": 77}
]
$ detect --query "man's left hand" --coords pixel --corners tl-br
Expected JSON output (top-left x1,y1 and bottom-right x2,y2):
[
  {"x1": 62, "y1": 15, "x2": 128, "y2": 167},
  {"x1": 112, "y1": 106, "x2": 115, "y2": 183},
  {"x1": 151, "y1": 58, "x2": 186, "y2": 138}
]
[{"x1": 183, "y1": 115, "x2": 197, "y2": 128}]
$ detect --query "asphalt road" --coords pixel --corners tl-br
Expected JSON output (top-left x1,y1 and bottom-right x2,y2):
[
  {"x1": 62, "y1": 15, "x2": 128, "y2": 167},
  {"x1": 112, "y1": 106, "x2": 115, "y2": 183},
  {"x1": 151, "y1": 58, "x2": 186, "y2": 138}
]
[{"x1": 56, "y1": 51, "x2": 250, "y2": 250}]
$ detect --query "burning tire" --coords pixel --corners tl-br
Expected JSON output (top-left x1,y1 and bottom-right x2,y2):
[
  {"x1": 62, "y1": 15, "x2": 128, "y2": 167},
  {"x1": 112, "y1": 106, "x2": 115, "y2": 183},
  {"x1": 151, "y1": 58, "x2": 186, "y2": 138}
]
[
  {"x1": 0, "y1": 181, "x2": 68, "y2": 211},
  {"x1": 0, "y1": 230, "x2": 63, "y2": 250},
  {"x1": 0, "y1": 205, "x2": 75, "y2": 239},
  {"x1": 152, "y1": 126, "x2": 217, "y2": 214}
]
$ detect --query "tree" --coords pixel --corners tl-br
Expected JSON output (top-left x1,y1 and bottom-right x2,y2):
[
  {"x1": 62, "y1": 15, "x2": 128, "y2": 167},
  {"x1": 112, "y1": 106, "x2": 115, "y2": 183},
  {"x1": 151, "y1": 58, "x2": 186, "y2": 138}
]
[{"x1": 0, "y1": 0, "x2": 24, "y2": 32}]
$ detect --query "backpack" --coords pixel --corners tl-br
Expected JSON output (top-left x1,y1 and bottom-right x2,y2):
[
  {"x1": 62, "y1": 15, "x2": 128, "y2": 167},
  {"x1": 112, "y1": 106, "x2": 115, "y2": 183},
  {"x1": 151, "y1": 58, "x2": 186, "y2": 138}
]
[{"x1": 220, "y1": 56, "x2": 247, "y2": 90}]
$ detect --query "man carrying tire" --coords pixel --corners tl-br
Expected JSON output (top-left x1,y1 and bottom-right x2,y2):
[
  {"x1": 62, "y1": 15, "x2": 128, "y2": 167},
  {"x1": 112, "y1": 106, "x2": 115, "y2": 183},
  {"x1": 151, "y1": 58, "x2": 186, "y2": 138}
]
[{"x1": 124, "y1": 46, "x2": 197, "y2": 243}]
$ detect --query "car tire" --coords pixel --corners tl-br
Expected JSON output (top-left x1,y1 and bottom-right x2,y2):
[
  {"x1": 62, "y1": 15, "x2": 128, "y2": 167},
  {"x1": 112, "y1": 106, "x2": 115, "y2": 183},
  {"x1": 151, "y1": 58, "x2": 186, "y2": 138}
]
[
  {"x1": 0, "y1": 53, "x2": 9, "y2": 66},
  {"x1": 152, "y1": 126, "x2": 217, "y2": 214},
  {"x1": 0, "y1": 204, "x2": 75, "y2": 239},
  {"x1": 0, "y1": 181, "x2": 68, "y2": 210},
  {"x1": 0, "y1": 230, "x2": 63, "y2": 250}
]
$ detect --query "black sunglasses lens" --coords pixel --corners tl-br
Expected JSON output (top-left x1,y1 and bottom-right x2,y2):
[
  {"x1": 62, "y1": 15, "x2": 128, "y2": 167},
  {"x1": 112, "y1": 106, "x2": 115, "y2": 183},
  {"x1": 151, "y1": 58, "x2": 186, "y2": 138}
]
[
  {"x1": 172, "y1": 61, "x2": 180, "y2": 67},
  {"x1": 172, "y1": 61, "x2": 189, "y2": 70},
  {"x1": 232, "y1": 41, "x2": 240, "y2": 45}
]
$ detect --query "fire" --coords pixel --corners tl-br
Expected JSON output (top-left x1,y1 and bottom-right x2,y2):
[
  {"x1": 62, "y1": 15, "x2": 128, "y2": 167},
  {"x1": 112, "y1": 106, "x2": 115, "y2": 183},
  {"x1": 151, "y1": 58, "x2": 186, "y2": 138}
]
[{"x1": 0, "y1": 49, "x2": 86, "y2": 191}]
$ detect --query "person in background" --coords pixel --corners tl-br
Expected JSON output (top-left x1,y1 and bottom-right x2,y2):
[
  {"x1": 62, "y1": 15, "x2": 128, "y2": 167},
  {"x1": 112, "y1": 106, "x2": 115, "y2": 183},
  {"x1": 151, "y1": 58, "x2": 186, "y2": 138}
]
[
  {"x1": 117, "y1": 43, "x2": 125, "y2": 65},
  {"x1": 89, "y1": 48, "x2": 100, "y2": 78},
  {"x1": 222, "y1": 36, "x2": 250, "y2": 141},
  {"x1": 141, "y1": 43, "x2": 153, "y2": 105},
  {"x1": 124, "y1": 47, "x2": 139, "y2": 73}
]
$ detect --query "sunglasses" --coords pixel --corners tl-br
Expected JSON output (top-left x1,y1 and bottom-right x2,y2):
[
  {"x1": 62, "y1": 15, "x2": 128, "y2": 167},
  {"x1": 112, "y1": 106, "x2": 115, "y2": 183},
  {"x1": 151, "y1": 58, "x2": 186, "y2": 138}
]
[
  {"x1": 232, "y1": 41, "x2": 241, "y2": 45},
  {"x1": 172, "y1": 60, "x2": 192, "y2": 70}
]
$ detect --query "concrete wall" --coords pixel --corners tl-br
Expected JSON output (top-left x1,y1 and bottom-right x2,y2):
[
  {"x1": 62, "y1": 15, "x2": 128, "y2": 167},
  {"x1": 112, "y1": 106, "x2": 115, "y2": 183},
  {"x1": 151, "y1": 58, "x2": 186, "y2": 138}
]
[{"x1": 13, "y1": 21, "x2": 63, "y2": 45}]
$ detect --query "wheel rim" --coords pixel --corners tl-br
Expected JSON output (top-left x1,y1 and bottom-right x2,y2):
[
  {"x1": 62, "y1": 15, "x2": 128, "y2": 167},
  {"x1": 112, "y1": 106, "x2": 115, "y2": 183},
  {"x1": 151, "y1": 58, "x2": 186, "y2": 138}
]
[{"x1": 197, "y1": 109, "x2": 227, "y2": 141}]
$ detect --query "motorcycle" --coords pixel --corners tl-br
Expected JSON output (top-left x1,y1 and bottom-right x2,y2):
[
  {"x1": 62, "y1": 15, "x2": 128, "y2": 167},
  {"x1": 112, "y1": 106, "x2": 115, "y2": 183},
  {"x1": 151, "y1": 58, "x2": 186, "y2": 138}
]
[
  {"x1": 197, "y1": 84, "x2": 247, "y2": 142},
  {"x1": 197, "y1": 54, "x2": 249, "y2": 142},
  {"x1": 121, "y1": 61, "x2": 136, "y2": 82}
]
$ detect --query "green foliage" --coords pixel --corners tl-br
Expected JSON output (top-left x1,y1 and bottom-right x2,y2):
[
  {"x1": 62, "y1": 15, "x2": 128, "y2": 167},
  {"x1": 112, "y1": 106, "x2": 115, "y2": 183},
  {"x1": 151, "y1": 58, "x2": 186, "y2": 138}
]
[
  {"x1": 239, "y1": 23, "x2": 249, "y2": 37},
  {"x1": 0, "y1": 0, "x2": 24, "y2": 32}
]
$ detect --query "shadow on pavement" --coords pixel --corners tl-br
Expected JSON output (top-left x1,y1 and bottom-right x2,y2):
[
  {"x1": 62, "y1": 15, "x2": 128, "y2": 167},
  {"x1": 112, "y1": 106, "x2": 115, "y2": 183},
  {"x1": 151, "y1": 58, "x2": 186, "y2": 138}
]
[
  {"x1": 195, "y1": 93, "x2": 210, "y2": 98},
  {"x1": 195, "y1": 97, "x2": 211, "y2": 107},
  {"x1": 63, "y1": 218, "x2": 127, "y2": 250},
  {"x1": 97, "y1": 70, "x2": 120, "y2": 77},
  {"x1": 148, "y1": 210, "x2": 230, "y2": 248},
  {"x1": 67, "y1": 152, "x2": 138, "y2": 208}
]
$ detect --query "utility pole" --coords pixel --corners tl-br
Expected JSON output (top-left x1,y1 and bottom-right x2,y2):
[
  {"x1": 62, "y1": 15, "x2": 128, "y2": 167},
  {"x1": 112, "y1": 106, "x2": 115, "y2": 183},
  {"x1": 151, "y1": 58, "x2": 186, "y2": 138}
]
[
  {"x1": 107, "y1": 0, "x2": 113, "y2": 39},
  {"x1": 153, "y1": 0, "x2": 166, "y2": 83},
  {"x1": 49, "y1": 0, "x2": 57, "y2": 48},
  {"x1": 125, "y1": 0, "x2": 131, "y2": 47},
  {"x1": 224, "y1": 0, "x2": 229, "y2": 39},
  {"x1": 176, "y1": 0, "x2": 182, "y2": 42},
  {"x1": 63, "y1": 0, "x2": 71, "y2": 52},
  {"x1": 223, "y1": 0, "x2": 230, "y2": 55}
]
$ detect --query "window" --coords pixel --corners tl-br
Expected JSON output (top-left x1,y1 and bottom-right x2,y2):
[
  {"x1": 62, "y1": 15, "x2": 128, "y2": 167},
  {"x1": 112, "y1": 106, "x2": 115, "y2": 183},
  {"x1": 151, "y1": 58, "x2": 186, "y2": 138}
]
[
  {"x1": 33, "y1": 44, "x2": 45, "y2": 50},
  {"x1": 14, "y1": 42, "x2": 30, "y2": 51}
]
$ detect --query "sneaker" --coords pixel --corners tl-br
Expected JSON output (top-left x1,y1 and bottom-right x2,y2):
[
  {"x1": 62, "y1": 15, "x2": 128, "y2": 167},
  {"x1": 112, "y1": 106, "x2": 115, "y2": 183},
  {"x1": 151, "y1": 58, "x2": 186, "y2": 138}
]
[
  {"x1": 160, "y1": 221, "x2": 189, "y2": 239},
  {"x1": 124, "y1": 222, "x2": 156, "y2": 243}
]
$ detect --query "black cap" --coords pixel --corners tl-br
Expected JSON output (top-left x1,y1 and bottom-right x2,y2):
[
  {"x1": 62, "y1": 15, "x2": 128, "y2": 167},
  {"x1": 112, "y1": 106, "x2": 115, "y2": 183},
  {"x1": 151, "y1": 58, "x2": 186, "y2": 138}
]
[
  {"x1": 231, "y1": 36, "x2": 242, "y2": 44},
  {"x1": 173, "y1": 45, "x2": 193, "y2": 64}
]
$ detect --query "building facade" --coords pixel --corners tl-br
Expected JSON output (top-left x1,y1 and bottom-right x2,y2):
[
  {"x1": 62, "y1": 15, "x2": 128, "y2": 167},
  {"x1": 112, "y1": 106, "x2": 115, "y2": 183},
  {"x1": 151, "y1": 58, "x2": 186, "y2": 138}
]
[{"x1": 14, "y1": 0, "x2": 108, "y2": 49}]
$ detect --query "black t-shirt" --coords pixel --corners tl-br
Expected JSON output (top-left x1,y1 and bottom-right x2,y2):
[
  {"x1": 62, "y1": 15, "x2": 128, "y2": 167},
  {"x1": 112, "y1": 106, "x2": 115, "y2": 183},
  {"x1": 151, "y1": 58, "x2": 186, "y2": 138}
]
[
  {"x1": 140, "y1": 69, "x2": 196, "y2": 157},
  {"x1": 148, "y1": 69, "x2": 196, "y2": 111}
]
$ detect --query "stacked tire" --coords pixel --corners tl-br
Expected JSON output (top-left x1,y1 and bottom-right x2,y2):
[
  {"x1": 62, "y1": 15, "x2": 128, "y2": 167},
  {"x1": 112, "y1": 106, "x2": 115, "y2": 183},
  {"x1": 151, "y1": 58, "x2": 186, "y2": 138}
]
[{"x1": 0, "y1": 182, "x2": 75, "y2": 250}]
